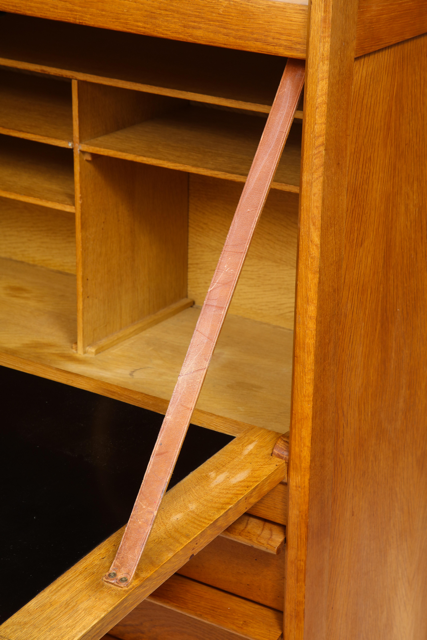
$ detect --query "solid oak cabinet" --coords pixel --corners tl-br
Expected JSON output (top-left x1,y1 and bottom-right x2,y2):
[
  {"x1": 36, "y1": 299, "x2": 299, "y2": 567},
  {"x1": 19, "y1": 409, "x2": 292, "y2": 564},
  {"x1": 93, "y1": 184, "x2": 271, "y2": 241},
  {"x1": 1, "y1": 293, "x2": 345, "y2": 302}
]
[{"x1": 0, "y1": 1, "x2": 426, "y2": 640}]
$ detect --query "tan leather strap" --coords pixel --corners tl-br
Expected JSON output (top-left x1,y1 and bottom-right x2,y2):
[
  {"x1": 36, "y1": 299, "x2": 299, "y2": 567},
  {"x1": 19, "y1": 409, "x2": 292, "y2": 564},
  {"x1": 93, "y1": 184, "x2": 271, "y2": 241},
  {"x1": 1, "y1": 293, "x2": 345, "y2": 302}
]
[{"x1": 104, "y1": 58, "x2": 305, "y2": 588}]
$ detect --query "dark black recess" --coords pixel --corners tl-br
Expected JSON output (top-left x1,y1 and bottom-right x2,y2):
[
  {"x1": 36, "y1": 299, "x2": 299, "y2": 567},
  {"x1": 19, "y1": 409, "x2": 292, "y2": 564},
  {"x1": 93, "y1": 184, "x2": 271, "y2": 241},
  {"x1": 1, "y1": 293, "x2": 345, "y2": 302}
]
[{"x1": 0, "y1": 365, "x2": 233, "y2": 623}]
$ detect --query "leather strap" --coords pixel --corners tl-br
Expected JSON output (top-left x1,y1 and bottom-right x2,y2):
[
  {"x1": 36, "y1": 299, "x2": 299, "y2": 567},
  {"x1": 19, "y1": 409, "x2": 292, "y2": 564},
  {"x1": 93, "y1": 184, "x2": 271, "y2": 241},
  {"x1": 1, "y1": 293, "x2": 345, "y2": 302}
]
[{"x1": 104, "y1": 58, "x2": 305, "y2": 588}]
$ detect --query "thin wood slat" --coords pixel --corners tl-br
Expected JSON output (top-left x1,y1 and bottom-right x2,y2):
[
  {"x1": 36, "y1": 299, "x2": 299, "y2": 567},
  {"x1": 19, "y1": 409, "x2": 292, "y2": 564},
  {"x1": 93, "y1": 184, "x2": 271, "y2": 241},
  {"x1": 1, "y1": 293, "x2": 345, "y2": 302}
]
[
  {"x1": 81, "y1": 108, "x2": 302, "y2": 194},
  {"x1": 0, "y1": 426, "x2": 287, "y2": 640},
  {"x1": 0, "y1": 136, "x2": 75, "y2": 212},
  {"x1": 0, "y1": 15, "x2": 297, "y2": 113},
  {"x1": 108, "y1": 600, "x2": 245, "y2": 640},
  {"x1": 104, "y1": 59, "x2": 305, "y2": 589},
  {"x1": 220, "y1": 513, "x2": 285, "y2": 554},
  {"x1": 247, "y1": 482, "x2": 288, "y2": 526},
  {"x1": 0, "y1": 1, "x2": 308, "y2": 58},
  {"x1": 0, "y1": 68, "x2": 73, "y2": 147},
  {"x1": 178, "y1": 534, "x2": 285, "y2": 611},
  {"x1": 148, "y1": 574, "x2": 283, "y2": 640}
]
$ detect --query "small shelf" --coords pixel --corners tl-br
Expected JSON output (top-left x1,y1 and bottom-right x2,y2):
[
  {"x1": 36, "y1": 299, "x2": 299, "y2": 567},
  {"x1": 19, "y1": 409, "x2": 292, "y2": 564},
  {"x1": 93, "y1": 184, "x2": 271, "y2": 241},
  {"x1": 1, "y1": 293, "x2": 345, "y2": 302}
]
[
  {"x1": 0, "y1": 68, "x2": 73, "y2": 147},
  {"x1": 0, "y1": 14, "x2": 302, "y2": 115},
  {"x1": 0, "y1": 136, "x2": 75, "y2": 211},
  {"x1": 81, "y1": 107, "x2": 302, "y2": 193},
  {"x1": 0, "y1": 258, "x2": 292, "y2": 436}
]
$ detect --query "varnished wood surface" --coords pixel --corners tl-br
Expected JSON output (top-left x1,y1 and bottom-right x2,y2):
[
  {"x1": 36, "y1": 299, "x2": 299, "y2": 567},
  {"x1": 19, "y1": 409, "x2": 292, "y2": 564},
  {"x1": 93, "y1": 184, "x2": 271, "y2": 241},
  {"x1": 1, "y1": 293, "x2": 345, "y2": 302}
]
[
  {"x1": 0, "y1": 199, "x2": 76, "y2": 274},
  {"x1": 220, "y1": 513, "x2": 285, "y2": 554},
  {"x1": 0, "y1": 259, "x2": 293, "y2": 435},
  {"x1": 306, "y1": 34, "x2": 427, "y2": 640},
  {"x1": 0, "y1": 427, "x2": 287, "y2": 640},
  {"x1": 178, "y1": 534, "x2": 285, "y2": 611},
  {"x1": 355, "y1": 0, "x2": 427, "y2": 57},
  {"x1": 77, "y1": 160, "x2": 188, "y2": 352},
  {"x1": 107, "y1": 600, "x2": 245, "y2": 640},
  {"x1": 0, "y1": 68, "x2": 72, "y2": 147},
  {"x1": 248, "y1": 482, "x2": 288, "y2": 526},
  {"x1": 0, "y1": 1, "x2": 308, "y2": 58},
  {"x1": 103, "y1": 60, "x2": 304, "y2": 588},
  {"x1": 148, "y1": 575, "x2": 283, "y2": 640},
  {"x1": 189, "y1": 177, "x2": 299, "y2": 330},
  {"x1": 0, "y1": 136, "x2": 75, "y2": 211},
  {"x1": 81, "y1": 109, "x2": 301, "y2": 193},
  {"x1": 286, "y1": 0, "x2": 359, "y2": 638},
  {"x1": 0, "y1": 15, "x2": 293, "y2": 113}
]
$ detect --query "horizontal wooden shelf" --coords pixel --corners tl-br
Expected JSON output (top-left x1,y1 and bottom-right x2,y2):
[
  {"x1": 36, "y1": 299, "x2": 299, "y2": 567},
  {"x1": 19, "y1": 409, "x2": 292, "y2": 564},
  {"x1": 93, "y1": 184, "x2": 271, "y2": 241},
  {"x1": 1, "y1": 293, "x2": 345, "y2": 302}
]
[
  {"x1": 0, "y1": 68, "x2": 73, "y2": 147},
  {"x1": 0, "y1": 258, "x2": 293, "y2": 436},
  {"x1": 0, "y1": 14, "x2": 301, "y2": 114},
  {"x1": 220, "y1": 513, "x2": 285, "y2": 555},
  {"x1": 81, "y1": 107, "x2": 301, "y2": 192},
  {"x1": 0, "y1": 136, "x2": 75, "y2": 211}
]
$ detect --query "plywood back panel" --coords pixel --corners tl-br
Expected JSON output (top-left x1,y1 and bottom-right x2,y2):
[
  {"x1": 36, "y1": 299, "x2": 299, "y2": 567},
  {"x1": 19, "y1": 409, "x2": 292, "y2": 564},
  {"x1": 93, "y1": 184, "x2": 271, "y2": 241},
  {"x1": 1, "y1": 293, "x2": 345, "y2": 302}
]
[
  {"x1": 189, "y1": 176, "x2": 299, "y2": 329},
  {"x1": 0, "y1": 199, "x2": 76, "y2": 274}
]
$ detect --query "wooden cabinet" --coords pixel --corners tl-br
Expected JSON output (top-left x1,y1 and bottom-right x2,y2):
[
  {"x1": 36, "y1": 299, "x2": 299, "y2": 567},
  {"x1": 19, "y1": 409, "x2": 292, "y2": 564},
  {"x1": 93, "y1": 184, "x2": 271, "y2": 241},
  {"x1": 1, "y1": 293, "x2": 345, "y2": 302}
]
[{"x1": 0, "y1": 2, "x2": 426, "y2": 639}]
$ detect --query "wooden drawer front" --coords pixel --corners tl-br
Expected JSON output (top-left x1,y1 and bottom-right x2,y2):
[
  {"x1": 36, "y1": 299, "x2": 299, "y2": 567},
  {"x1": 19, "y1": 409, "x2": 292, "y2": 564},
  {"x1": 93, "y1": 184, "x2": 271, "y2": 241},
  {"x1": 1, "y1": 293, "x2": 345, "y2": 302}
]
[
  {"x1": 177, "y1": 534, "x2": 285, "y2": 611},
  {"x1": 247, "y1": 482, "x2": 288, "y2": 525}
]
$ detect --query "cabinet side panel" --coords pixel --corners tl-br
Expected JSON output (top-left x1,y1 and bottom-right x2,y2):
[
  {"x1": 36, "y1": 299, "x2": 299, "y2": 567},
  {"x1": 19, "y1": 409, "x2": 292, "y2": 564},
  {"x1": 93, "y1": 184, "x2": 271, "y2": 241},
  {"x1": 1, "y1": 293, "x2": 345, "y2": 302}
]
[{"x1": 320, "y1": 34, "x2": 427, "y2": 639}]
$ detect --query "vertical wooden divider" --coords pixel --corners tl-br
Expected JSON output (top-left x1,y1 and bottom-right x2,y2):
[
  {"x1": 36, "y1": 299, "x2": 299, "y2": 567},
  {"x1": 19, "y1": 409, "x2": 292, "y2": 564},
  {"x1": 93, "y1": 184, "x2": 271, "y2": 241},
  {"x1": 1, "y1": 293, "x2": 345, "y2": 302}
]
[{"x1": 72, "y1": 81, "x2": 190, "y2": 354}]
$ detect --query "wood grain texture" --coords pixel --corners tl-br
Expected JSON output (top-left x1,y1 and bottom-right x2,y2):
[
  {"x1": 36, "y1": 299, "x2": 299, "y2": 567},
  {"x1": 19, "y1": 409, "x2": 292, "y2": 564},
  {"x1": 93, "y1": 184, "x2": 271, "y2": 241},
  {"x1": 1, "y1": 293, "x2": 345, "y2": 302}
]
[
  {"x1": 0, "y1": 15, "x2": 294, "y2": 112},
  {"x1": 220, "y1": 513, "x2": 285, "y2": 554},
  {"x1": 247, "y1": 482, "x2": 288, "y2": 526},
  {"x1": 81, "y1": 109, "x2": 301, "y2": 193},
  {"x1": 0, "y1": 426, "x2": 287, "y2": 640},
  {"x1": 148, "y1": 575, "x2": 283, "y2": 640},
  {"x1": 107, "y1": 600, "x2": 245, "y2": 640},
  {"x1": 75, "y1": 82, "x2": 181, "y2": 143},
  {"x1": 77, "y1": 158, "x2": 188, "y2": 352},
  {"x1": 189, "y1": 177, "x2": 299, "y2": 329},
  {"x1": 178, "y1": 534, "x2": 285, "y2": 611},
  {"x1": 0, "y1": 1, "x2": 308, "y2": 58},
  {"x1": 308, "y1": 34, "x2": 427, "y2": 640},
  {"x1": 0, "y1": 199, "x2": 76, "y2": 274},
  {"x1": 0, "y1": 68, "x2": 72, "y2": 147},
  {"x1": 103, "y1": 60, "x2": 304, "y2": 588},
  {"x1": 286, "y1": 0, "x2": 359, "y2": 638},
  {"x1": 355, "y1": 0, "x2": 427, "y2": 57},
  {"x1": 0, "y1": 136, "x2": 75, "y2": 211},
  {"x1": 0, "y1": 259, "x2": 293, "y2": 435},
  {"x1": 86, "y1": 299, "x2": 194, "y2": 356}
]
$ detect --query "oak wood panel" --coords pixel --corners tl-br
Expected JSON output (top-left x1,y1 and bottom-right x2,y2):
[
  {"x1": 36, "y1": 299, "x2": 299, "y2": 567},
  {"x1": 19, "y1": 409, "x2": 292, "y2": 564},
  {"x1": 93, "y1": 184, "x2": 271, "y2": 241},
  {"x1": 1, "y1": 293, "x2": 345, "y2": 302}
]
[
  {"x1": 286, "y1": 0, "x2": 360, "y2": 638},
  {"x1": 0, "y1": 427, "x2": 287, "y2": 640},
  {"x1": 178, "y1": 534, "x2": 285, "y2": 611},
  {"x1": 247, "y1": 482, "x2": 288, "y2": 526},
  {"x1": 77, "y1": 158, "x2": 188, "y2": 352},
  {"x1": 355, "y1": 0, "x2": 427, "y2": 57},
  {"x1": 81, "y1": 110, "x2": 301, "y2": 194},
  {"x1": 0, "y1": 68, "x2": 72, "y2": 147},
  {"x1": 0, "y1": 1, "x2": 308, "y2": 58},
  {"x1": 0, "y1": 136, "x2": 75, "y2": 211},
  {"x1": 311, "y1": 34, "x2": 427, "y2": 640},
  {"x1": 148, "y1": 575, "x2": 283, "y2": 640},
  {"x1": 0, "y1": 199, "x2": 76, "y2": 274},
  {"x1": 189, "y1": 177, "x2": 299, "y2": 330},
  {"x1": 107, "y1": 600, "x2": 244, "y2": 640},
  {"x1": 0, "y1": 260, "x2": 292, "y2": 435},
  {"x1": 221, "y1": 514, "x2": 285, "y2": 554},
  {"x1": 0, "y1": 15, "x2": 291, "y2": 113},
  {"x1": 75, "y1": 82, "x2": 181, "y2": 143}
]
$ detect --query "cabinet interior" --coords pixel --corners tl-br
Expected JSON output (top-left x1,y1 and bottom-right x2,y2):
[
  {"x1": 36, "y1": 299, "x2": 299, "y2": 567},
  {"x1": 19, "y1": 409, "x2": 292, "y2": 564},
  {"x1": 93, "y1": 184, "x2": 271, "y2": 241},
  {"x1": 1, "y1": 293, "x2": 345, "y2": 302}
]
[{"x1": 0, "y1": 13, "x2": 303, "y2": 437}]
